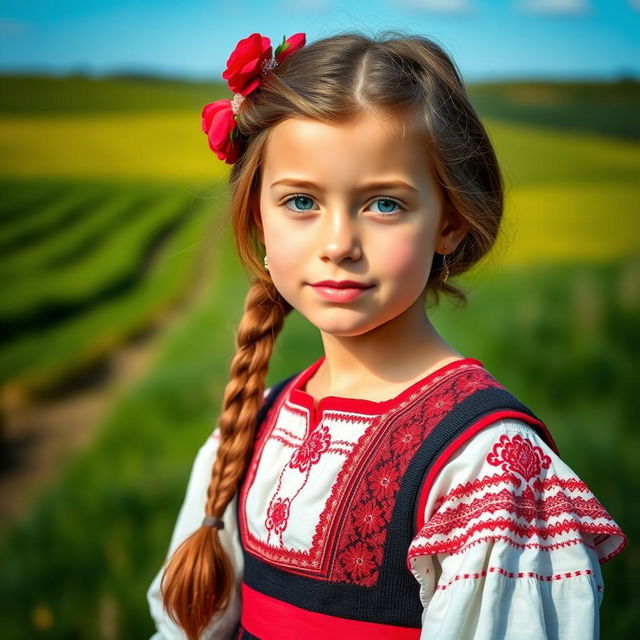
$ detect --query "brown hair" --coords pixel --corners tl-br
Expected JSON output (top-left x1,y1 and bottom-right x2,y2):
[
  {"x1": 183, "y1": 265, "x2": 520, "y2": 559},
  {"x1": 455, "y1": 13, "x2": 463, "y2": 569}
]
[{"x1": 160, "y1": 29, "x2": 503, "y2": 638}]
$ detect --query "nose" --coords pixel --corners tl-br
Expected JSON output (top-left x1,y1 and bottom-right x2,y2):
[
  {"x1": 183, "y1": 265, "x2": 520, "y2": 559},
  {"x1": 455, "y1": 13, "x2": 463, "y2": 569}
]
[{"x1": 319, "y1": 206, "x2": 363, "y2": 264}]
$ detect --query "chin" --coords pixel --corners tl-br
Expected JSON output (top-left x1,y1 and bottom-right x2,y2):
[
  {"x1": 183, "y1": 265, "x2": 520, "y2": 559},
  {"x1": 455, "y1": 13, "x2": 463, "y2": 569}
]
[{"x1": 302, "y1": 313, "x2": 381, "y2": 337}]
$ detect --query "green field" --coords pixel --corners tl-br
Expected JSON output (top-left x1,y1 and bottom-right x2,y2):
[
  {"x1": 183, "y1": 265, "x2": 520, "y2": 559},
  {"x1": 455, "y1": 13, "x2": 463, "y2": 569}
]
[
  {"x1": 0, "y1": 74, "x2": 638, "y2": 638},
  {"x1": 0, "y1": 178, "x2": 223, "y2": 395}
]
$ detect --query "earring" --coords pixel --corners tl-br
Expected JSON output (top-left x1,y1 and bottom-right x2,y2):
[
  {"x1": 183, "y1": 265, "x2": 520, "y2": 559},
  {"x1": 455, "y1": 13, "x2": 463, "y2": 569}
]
[
  {"x1": 263, "y1": 255, "x2": 269, "y2": 271},
  {"x1": 441, "y1": 244, "x2": 449, "y2": 283}
]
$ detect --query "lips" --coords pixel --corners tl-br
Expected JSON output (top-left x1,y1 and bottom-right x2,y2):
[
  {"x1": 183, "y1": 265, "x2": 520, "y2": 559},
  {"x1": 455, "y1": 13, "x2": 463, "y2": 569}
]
[
  {"x1": 310, "y1": 280, "x2": 372, "y2": 289},
  {"x1": 309, "y1": 283, "x2": 373, "y2": 303}
]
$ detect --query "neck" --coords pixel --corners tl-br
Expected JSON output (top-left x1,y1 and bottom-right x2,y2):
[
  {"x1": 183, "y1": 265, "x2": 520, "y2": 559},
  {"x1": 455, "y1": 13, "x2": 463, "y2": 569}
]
[{"x1": 314, "y1": 296, "x2": 463, "y2": 396}]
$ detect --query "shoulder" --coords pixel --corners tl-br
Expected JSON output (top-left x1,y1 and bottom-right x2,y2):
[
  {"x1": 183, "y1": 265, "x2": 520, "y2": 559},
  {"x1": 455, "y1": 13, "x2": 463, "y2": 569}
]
[{"x1": 413, "y1": 417, "x2": 627, "y2": 565}]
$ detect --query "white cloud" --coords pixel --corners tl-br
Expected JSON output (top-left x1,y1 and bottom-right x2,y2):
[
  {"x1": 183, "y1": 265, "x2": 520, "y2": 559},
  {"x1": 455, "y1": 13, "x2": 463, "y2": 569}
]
[{"x1": 517, "y1": 0, "x2": 591, "y2": 14}]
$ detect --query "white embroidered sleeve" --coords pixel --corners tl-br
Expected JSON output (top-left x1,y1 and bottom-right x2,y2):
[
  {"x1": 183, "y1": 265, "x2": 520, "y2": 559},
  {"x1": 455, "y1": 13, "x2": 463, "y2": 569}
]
[
  {"x1": 145, "y1": 385, "x2": 274, "y2": 640},
  {"x1": 407, "y1": 418, "x2": 627, "y2": 640}
]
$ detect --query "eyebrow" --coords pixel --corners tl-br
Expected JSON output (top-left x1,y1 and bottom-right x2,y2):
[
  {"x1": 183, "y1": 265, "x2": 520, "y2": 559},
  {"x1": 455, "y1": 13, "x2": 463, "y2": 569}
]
[{"x1": 270, "y1": 178, "x2": 419, "y2": 193}]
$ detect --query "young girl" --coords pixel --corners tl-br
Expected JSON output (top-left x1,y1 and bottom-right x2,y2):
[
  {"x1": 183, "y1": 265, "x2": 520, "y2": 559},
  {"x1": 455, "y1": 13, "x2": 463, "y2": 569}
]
[{"x1": 147, "y1": 30, "x2": 627, "y2": 640}]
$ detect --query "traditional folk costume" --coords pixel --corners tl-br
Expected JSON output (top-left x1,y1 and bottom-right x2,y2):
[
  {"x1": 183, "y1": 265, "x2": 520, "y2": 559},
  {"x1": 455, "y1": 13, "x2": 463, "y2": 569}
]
[{"x1": 148, "y1": 356, "x2": 627, "y2": 639}]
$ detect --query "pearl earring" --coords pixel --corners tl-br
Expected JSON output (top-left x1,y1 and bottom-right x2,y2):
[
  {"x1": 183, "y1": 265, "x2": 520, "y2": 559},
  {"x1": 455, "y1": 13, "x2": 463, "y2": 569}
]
[{"x1": 263, "y1": 255, "x2": 269, "y2": 271}]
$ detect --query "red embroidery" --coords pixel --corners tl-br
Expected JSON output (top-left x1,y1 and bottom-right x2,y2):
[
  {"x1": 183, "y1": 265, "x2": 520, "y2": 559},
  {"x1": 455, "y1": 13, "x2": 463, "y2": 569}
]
[
  {"x1": 431, "y1": 472, "x2": 594, "y2": 511},
  {"x1": 368, "y1": 462, "x2": 402, "y2": 501},
  {"x1": 433, "y1": 567, "x2": 603, "y2": 592},
  {"x1": 390, "y1": 422, "x2": 423, "y2": 454},
  {"x1": 531, "y1": 475, "x2": 589, "y2": 494},
  {"x1": 352, "y1": 500, "x2": 386, "y2": 536},
  {"x1": 425, "y1": 483, "x2": 611, "y2": 534},
  {"x1": 411, "y1": 517, "x2": 625, "y2": 558},
  {"x1": 332, "y1": 369, "x2": 501, "y2": 585},
  {"x1": 289, "y1": 424, "x2": 332, "y2": 472},
  {"x1": 408, "y1": 474, "x2": 624, "y2": 564},
  {"x1": 240, "y1": 362, "x2": 502, "y2": 585},
  {"x1": 416, "y1": 533, "x2": 599, "y2": 557},
  {"x1": 341, "y1": 541, "x2": 377, "y2": 580},
  {"x1": 265, "y1": 496, "x2": 291, "y2": 536},
  {"x1": 487, "y1": 433, "x2": 551, "y2": 486}
]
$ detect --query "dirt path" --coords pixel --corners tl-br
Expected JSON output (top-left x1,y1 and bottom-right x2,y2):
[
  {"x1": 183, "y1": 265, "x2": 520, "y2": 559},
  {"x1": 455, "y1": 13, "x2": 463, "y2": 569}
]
[
  {"x1": 0, "y1": 328, "x2": 162, "y2": 531},
  {"x1": 0, "y1": 222, "x2": 219, "y2": 535}
]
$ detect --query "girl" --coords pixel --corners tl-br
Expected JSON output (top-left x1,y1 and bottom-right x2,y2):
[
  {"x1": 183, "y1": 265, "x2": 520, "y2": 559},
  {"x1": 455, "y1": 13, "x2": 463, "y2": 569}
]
[{"x1": 147, "y1": 30, "x2": 627, "y2": 640}]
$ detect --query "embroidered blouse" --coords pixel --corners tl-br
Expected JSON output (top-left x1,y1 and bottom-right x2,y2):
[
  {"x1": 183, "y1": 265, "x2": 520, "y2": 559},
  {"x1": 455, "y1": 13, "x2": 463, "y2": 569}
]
[{"x1": 147, "y1": 356, "x2": 627, "y2": 640}]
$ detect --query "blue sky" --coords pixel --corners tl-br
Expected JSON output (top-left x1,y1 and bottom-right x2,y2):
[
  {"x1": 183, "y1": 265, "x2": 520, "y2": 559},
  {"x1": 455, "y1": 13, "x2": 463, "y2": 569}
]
[{"x1": 1, "y1": 0, "x2": 639, "y2": 82}]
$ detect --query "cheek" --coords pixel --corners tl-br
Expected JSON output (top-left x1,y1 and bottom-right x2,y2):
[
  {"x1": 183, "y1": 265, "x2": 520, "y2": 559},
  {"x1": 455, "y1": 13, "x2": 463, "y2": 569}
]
[
  {"x1": 374, "y1": 232, "x2": 433, "y2": 290},
  {"x1": 262, "y1": 216, "x2": 309, "y2": 283},
  {"x1": 269, "y1": 242, "x2": 306, "y2": 278}
]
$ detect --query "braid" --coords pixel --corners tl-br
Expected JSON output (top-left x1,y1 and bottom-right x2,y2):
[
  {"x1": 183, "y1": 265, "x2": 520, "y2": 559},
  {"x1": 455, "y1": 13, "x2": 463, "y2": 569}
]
[
  {"x1": 160, "y1": 278, "x2": 291, "y2": 640},
  {"x1": 207, "y1": 278, "x2": 291, "y2": 520}
]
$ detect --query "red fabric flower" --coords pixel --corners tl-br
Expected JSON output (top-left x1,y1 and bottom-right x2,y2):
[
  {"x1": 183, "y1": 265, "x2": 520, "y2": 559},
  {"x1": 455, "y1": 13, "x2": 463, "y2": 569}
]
[
  {"x1": 201, "y1": 99, "x2": 240, "y2": 165},
  {"x1": 222, "y1": 32, "x2": 273, "y2": 96},
  {"x1": 274, "y1": 32, "x2": 306, "y2": 63},
  {"x1": 202, "y1": 31, "x2": 306, "y2": 164}
]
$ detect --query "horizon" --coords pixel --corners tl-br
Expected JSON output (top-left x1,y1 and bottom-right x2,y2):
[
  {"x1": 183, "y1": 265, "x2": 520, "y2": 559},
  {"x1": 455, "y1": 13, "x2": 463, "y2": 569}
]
[{"x1": 1, "y1": 68, "x2": 638, "y2": 86}]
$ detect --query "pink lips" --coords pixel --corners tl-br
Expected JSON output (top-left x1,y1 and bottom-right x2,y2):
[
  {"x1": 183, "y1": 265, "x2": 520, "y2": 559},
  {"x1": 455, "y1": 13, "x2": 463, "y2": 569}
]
[{"x1": 309, "y1": 283, "x2": 374, "y2": 302}]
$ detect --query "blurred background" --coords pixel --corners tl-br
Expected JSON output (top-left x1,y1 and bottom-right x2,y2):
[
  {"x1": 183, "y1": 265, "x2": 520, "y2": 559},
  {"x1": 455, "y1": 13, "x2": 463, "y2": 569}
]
[{"x1": 0, "y1": 1, "x2": 638, "y2": 638}]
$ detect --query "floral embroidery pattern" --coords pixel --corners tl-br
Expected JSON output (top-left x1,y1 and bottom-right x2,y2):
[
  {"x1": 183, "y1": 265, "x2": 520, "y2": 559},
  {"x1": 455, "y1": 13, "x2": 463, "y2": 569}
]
[
  {"x1": 240, "y1": 361, "x2": 520, "y2": 584},
  {"x1": 352, "y1": 501, "x2": 386, "y2": 536},
  {"x1": 332, "y1": 368, "x2": 501, "y2": 585},
  {"x1": 390, "y1": 422, "x2": 423, "y2": 454},
  {"x1": 408, "y1": 430, "x2": 627, "y2": 567},
  {"x1": 289, "y1": 424, "x2": 331, "y2": 472},
  {"x1": 487, "y1": 433, "x2": 551, "y2": 487},
  {"x1": 263, "y1": 425, "x2": 332, "y2": 541},
  {"x1": 265, "y1": 496, "x2": 291, "y2": 535},
  {"x1": 368, "y1": 462, "x2": 401, "y2": 501},
  {"x1": 341, "y1": 541, "x2": 377, "y2": 581}
]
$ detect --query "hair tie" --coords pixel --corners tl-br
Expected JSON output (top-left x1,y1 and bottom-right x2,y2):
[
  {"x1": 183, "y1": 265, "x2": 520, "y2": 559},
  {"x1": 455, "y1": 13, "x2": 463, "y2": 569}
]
[
  {"x1": 202, "y1": 515, "x2": 225, "y2": 530},
  {"x1": 201, "y1": 31, "x2": 306, "y2": 164}
]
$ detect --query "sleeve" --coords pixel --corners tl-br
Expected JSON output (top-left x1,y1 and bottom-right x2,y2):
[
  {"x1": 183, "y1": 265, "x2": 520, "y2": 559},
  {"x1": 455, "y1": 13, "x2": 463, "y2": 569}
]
[{"x1": 406, "y1": 418, "x2": 627, "y2": 640}]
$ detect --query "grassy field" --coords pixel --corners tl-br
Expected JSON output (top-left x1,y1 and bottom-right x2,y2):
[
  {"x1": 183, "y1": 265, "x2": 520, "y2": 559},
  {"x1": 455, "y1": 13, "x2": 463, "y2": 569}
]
[
  {"x1": 0, "y1": 74, "x2": 638, "y2": 638},
  {"x1": 0, "y1": 178, "x2": 224, "y2": 397}
]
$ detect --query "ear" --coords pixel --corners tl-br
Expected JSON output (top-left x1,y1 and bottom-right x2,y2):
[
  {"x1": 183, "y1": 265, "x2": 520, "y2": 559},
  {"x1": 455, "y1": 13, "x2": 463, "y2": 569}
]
[
  {"x1": 436, "y1": 206, "x2": 471, "y2": 254},
  {"x1": 436, "y1": 202, "x2": 469, "y2": 254}
]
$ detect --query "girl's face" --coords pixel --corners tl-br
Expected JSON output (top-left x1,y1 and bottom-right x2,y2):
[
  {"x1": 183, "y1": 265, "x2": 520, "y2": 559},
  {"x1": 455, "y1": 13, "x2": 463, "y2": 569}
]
[{"x1": 257, "y1": 108, "x2": 466, "y2": 338}]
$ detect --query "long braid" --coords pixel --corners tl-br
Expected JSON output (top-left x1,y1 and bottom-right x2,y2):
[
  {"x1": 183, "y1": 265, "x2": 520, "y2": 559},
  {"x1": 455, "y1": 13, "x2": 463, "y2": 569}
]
[
  {"x1": 160, "y1": 278, "x2": 291, "y2": 640},
  {"x1": 208, "y1": 279, "x2": 291, "y2": 520}
]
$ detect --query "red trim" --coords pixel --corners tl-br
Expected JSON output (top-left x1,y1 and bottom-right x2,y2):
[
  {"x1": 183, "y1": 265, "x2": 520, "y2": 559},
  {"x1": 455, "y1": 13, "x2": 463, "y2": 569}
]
[
  {"x1": 414, "y1": 409, "x2": 559, "y2": 532},
  {"x1": 434, "y1": 566, "x2": 604, "y2": 593},
  {"x1": 409, "y1": 516, "x2": 626, "y2": 557},
  {"x1": 240, "y1": 582, "x2": 421, "y2": 640},
  {"x1": 289, "y1": 355, "x2": 485, "y2": 432},
  {"x1": 411, "y1": 532, "x2": 601, "y2": 557}
]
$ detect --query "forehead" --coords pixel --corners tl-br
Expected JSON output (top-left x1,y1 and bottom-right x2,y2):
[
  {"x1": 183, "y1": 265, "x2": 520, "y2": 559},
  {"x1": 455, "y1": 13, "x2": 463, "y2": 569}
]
[{"x1": 261, "y1": 108, "x2": 434, "y2": 187}]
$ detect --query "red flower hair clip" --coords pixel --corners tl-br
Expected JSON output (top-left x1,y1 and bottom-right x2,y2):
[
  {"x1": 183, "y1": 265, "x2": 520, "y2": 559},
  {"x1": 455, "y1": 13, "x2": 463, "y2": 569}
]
[{"x1": 201, "y1": 32, "x2": 306, "y2": 164}]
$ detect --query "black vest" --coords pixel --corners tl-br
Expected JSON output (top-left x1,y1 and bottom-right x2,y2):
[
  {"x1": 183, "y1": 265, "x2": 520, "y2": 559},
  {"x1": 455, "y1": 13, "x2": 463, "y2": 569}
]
[{"x1": 233, "y1": 364, "x2": 558, "y2": 640}]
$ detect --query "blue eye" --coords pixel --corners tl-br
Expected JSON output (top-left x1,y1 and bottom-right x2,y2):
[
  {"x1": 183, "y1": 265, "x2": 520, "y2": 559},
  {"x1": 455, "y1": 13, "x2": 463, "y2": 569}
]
[
  {"x1": 283, "y1": 194, "x2": 316, "y2": 212},
  {"x1": 282, "y1": 194, "x2": 404, "y2": 217},
  {"x1": 369, "y1": 198, "x2": 402, "y2": 215}
]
